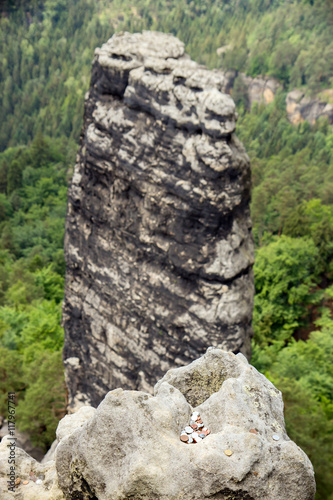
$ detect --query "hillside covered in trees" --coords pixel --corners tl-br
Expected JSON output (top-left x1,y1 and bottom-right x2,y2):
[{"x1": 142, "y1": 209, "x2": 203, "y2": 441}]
[{"x1": 0, "y1": 1, "x2": 332, "y2": 498}]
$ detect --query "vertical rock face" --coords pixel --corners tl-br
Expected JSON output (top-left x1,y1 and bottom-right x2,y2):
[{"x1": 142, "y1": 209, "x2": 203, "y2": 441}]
[{"x1": 63, "y1": 31, "x2": 255, "y2": 410}]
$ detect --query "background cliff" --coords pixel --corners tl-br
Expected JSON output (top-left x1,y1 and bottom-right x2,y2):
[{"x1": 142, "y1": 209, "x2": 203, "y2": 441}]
[{"x1": 0, "y1": 1, "x2": 332, "y2": 498}]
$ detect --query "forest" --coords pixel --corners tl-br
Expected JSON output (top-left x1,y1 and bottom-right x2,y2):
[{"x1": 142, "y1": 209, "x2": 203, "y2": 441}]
[{"x1": 0, "y1": 1, "x2": 332, "y2": 498}]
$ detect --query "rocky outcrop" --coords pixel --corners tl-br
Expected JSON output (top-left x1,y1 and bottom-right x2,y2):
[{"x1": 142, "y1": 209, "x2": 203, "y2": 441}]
[
  {"x1": 0, "y1": 407, "x2": 96, "y2": 499},
  {"x1": 54, "y1": 349, "x2": 315, "y2": 499},
  {"x1": 62, "y1": 31, "x2": 255, "y2": 410},
  {"x1": 215, "y1": 58, "x2": 333, "y2": 125},
  {"x1": 0, "y1": 350, "x2": 315, "y2": 499},
  {"x1": 286, "y1": 89, "x2": 333, "y2": 125},
  {"x1": 241, "y1": 75, "x2": 280, "y2": 106},
  {"x1": 0, "y1": 435, "x2": 64, "y2": 500}
]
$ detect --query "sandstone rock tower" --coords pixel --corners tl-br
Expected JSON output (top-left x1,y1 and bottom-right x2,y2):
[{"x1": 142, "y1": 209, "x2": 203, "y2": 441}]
[{"x1": 63, "y1": 31, "x2": 255, "y2": 410}]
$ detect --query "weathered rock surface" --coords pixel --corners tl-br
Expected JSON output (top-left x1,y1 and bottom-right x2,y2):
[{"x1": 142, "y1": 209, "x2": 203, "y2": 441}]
[
  {"x1": 215, "y1": 59, "x2": 333, "y2": 125},
  {"x1": 0, "y1": 435, "x2": 64, "y2": 500},
  {"x1": 63, "y1": 31, "x2": 255, "y2": 410},
  {"x1": 41, "y1": 406, "x2": 97, "y2": 464},
  {"x1": 241, "y1": 75, "x2": 280, "y2": 107},
  {"x1": 55, "y1": 349, "x2": 315, "y2": 499},
  {"x1": 286, "y1": 88, "x2": 333, "y2": 125}
]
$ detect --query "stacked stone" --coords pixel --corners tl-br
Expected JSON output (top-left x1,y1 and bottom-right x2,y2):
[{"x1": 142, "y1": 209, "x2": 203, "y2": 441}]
[{"x1": 180, "y1": 412, "x2": 211, "y2": 444}]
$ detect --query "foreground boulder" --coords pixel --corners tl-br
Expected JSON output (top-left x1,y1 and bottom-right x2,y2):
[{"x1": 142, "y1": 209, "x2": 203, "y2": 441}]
[
  {"x1": 0, "y1": 435, "x2": 64, "y2": 500},
  {"x1": 62, "y1": 30, "x2": 255, "y2": 410},
  {"x1": 0, "y1": 407, "x2": 97, "y2": 499},
  {"x1": 56, "y1": 349, "x2": 315, "y2": 499}
]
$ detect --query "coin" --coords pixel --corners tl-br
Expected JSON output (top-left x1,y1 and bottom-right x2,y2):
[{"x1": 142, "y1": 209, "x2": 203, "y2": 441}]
[
  {"x1": 181, "y1": 416, "x2": 211, "y2": 444},
  {"x1": 22, "y1": 481, "x2": 29, "y2": 485},
  {"x1": 15, "y1": 478, "x2": 21, "y2": 485},
  {"x1": 224, "y1": 449, "x2": 233, "y2": 456},
  {"x1": 193, "y1": 433, "x2": 202, "y2": 443},
  {"x1": 36, "y1": 479, "x2": 43, "y2": 485},
  {"x1": 249, "y1": 429, "x2": 258, "y2": 434},
  {"x1": 272, "y1": 434, "x2": 280, "y2": 441}
]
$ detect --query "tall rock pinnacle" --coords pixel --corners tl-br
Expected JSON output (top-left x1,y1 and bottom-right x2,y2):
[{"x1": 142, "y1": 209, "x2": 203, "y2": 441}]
[{"x1": 62, "y1": 31, "x2": 255, "y2": 410}]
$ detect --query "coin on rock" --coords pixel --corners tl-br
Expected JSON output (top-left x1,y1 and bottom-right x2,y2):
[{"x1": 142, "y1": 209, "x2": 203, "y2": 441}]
[
  {"x1": 249, "y1": 429, "x2": 258, "y2": 434},
  {"x1": 224, "y1": 449, "x2": 233, "y2": 456},
  {"x1": 180, "y1": 434, "x2": 189, "y2": 442},
  {"x1": 22, "y1": 481, "x2": 29, "y2": 485},
  {"x1": 185, "y1": 426, "x2": 193, "y2": 434},
  {"x1": 272, "y1": 434, "x2": 280, "y2": 441}
]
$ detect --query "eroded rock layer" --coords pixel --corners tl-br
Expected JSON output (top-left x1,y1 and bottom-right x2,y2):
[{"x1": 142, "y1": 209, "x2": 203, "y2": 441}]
[{"x1": 63, "y1": 31, "x2": 254, "y2": 410}]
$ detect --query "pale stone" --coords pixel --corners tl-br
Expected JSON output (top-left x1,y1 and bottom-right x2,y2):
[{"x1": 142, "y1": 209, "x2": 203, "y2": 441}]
[
  {"x1": 0, "y1": 435, "x2": 64, "y2": 500},
  {"x1": 56, "y1": 349, "x2": 315, "y2": 499},
  {"x1": 56, "y1": 405, "x2": 96, "y2": 442}
]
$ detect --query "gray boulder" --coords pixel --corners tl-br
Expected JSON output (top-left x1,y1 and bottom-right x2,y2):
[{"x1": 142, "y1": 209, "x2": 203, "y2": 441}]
[
  {"x1": 55, "y1": 349, "x2": 315, "y2": 499},
  {"x1": 0, "y1": 435, "x2": 64, "y2": 500}
]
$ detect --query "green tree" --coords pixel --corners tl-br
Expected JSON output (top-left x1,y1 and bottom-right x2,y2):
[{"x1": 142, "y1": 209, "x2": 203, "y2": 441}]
[
  {"x1": 7, "y1": 160, "x2": 22, "y2": 194},
  {"x1": 17, "y1": 350, "x2": 66, "y2": 449}
]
